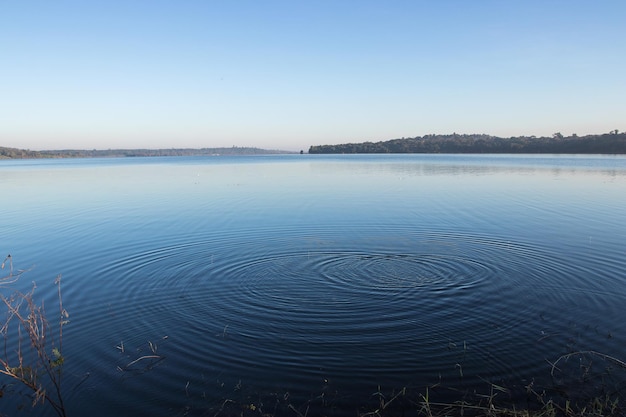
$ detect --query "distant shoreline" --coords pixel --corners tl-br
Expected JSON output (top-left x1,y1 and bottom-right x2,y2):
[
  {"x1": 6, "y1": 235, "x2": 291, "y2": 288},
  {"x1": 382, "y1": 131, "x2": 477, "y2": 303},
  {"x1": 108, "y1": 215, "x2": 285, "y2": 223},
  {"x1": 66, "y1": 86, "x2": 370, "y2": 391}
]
[
  {"x1": 3, "y1": 130, "x2": 626, "y2": 159},
  {"x1": 0, "y1": 146, "x2": 296, "y2": 160},
  {"x1": 309, "y1": 131, "x2": 626, "y2": 154}
]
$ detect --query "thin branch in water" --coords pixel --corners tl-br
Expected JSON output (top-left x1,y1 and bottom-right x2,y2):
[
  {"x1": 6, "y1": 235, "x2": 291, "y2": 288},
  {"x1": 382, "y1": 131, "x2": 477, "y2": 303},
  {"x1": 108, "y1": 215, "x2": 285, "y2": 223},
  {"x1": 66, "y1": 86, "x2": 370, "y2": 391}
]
[
  {"x1": 124, "y1": 355, "x2": 162, "y2": 369},
  {"x1": 551, "y1": 350, "x2": 626, "y2": 376}
]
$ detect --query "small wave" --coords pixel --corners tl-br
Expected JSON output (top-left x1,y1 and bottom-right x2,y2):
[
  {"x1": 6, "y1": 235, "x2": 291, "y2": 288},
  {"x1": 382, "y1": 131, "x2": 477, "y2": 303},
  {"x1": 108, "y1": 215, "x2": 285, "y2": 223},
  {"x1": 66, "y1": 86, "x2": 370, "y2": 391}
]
[{"x1": 41, "y1": 227, "x2": 626, "y2": 416}]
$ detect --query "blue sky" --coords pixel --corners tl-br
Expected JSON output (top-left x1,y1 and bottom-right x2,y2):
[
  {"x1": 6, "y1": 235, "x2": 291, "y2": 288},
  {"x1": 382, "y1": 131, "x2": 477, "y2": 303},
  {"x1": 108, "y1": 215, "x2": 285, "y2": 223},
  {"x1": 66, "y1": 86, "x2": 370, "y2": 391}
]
[{"x1": 1, "y1": 1, "x2": 624, "y2": 151}]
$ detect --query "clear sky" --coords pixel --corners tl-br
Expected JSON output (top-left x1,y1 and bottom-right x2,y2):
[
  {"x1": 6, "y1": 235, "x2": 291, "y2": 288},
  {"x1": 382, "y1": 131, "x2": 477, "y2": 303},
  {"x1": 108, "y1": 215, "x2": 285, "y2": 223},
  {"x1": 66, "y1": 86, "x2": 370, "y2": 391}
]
[{"x1": 1, "y1": 1, "x2": 625, "y2": 151}]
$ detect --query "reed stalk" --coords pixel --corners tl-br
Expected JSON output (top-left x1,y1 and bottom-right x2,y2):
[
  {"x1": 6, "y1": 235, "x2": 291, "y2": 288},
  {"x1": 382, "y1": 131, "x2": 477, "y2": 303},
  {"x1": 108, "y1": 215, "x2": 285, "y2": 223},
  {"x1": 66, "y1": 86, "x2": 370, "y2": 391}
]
[{"x1": 0, "y1": 272, "x2": 68, "y2": 417}]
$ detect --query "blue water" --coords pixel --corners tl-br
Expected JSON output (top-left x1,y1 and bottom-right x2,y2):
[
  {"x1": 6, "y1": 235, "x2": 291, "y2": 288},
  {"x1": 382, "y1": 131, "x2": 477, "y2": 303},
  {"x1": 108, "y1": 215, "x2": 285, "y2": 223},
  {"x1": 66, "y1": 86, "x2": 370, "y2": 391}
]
[{"x1": 1, "y1": 154, "x2": 626, "y2": 416}]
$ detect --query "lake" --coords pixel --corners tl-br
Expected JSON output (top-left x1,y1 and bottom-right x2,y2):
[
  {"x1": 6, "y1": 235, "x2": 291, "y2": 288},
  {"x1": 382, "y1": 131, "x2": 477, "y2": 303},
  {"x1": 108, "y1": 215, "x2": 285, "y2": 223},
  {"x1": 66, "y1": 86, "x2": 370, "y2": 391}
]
[{"x1": 1, "y1": 154, "x2": 626, "y2": 416}]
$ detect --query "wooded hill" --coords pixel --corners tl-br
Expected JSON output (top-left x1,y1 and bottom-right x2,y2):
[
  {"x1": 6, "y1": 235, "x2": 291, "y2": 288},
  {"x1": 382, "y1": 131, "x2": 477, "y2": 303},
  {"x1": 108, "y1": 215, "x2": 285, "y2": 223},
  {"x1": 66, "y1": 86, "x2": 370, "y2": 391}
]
[
  {"x1": 308, "y1": 131, "x2": 626, "y2": 154},
  {"x1": 0, "y1": 146, "x2": 292, "y2": 159}
]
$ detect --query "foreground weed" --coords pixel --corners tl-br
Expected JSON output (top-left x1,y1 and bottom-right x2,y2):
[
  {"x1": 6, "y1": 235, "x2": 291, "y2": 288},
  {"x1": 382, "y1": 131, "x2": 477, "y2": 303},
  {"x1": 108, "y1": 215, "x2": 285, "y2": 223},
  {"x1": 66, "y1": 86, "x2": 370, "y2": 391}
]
[{"x1": 0, "y1": 268, "x2": 68, "y2": 417}]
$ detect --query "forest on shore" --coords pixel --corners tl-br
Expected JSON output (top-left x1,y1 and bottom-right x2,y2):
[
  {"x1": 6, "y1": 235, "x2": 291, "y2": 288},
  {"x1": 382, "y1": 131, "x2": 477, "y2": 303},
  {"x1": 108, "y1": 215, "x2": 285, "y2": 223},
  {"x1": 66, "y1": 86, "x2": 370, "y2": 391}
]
[
  {"x1": 0, "y1": 146, "x2": 291, "y2": 159},
  {"x1": 3, "y1": 131, "x2": 626, "y2": 159},
  {"x1": 309, "y1": 131, "x2": 626, "y2": 154}
]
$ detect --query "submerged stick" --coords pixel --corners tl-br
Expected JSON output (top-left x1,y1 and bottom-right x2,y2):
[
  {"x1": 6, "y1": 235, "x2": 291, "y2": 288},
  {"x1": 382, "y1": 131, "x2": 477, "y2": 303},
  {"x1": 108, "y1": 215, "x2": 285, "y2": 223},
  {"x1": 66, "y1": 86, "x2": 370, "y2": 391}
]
[
  {"x1": 551, "y1": 350, "x2": 626, "y2": 376},
  {"x1": 124, "y1": 355, "x2": 162, "y2": 369}
]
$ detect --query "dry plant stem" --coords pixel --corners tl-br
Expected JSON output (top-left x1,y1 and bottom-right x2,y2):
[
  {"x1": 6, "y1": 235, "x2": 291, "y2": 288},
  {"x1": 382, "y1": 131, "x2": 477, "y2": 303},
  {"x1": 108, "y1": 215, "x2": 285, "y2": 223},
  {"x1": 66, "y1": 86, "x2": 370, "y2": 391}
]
[
  {"x1": 361, "y1": 386, "x2": 407, "y2": 417},
  {"x1": 56, "y1": 275, "x2": 69, "y2": 353},
  {"x1": 124, "y1": 355, "x2": 162, "y2": 369},
  {"x1": 1, "y1": 254, "x2": 23, "y2": 286},
  {"x1": 288, "y1": 403, "x2": 308, "y2": 417},
  {"x1": 551, "y1": 351, "x2": 626, "y2": 376},
  {"x1": 419, "y1": 387, "x2": 434, "y2": 417},
  {"x1": 0, "y1": 277, "x2": 68, "y2": 417},
  {"x1": 212, "y1": 399, "x2": 235, "y2": 417}
]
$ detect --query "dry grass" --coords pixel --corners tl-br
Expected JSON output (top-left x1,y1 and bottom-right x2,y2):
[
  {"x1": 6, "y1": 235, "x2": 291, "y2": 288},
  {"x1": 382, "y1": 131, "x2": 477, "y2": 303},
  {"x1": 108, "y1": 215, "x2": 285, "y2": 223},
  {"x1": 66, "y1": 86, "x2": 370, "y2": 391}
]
[{"x1": 1, "y1": 256, "x2": 68, "y2": 417}]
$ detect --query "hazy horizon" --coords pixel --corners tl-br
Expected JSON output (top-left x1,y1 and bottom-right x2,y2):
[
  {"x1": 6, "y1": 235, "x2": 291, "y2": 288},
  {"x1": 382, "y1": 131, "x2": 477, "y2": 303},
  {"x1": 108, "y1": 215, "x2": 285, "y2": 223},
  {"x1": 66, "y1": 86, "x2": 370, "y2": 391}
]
[
  {"x1": 6, "y1": 130, "x2": 624, "y2": 154},
  {"x1": 2, "y1": 1, "x2": 625, "y2": 152}
]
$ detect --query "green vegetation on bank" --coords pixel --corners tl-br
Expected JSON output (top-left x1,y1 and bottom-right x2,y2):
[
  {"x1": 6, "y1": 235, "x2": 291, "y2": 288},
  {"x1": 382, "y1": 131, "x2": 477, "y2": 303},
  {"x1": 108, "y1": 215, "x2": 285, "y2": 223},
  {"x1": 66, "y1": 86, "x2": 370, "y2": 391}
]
[
  {"x1": 0, "y1": 146, "x2": 293, "y2": 160},
  {"x1": 309, "y1": 131, "x2": 626, "y2": 154}
]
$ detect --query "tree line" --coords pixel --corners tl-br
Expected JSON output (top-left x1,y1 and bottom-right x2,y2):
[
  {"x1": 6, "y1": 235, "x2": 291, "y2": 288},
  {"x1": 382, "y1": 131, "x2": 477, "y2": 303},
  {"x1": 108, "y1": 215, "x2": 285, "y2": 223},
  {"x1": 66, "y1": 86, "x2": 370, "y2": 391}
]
[
  {"x1": 308, "y1": 131, "x2": 626, "y2": 154},
  {"x1": 0, "y1": 146, "x2": 290, "y2": 159}
]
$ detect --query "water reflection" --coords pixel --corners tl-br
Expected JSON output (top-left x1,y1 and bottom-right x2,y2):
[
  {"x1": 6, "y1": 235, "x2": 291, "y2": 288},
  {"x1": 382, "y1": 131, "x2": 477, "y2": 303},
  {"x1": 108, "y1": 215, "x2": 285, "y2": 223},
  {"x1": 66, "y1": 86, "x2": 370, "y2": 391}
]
[
  {"x1": 307, "y1": 154, "x2": 626, "y2": 178},
  {"x1": 1, "y1": 154, "x2": 625, "y2": 417}
]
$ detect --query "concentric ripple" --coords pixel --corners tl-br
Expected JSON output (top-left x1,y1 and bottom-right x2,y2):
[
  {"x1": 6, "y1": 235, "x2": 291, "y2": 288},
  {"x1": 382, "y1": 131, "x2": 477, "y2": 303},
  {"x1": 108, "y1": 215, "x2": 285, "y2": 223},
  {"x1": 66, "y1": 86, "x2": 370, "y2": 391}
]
[
  {"x1": 318, "y1": 252, "x2": 492, "y2": 293},
  {"x1": 54, "y1": 228, "x2": 626, "y2": 416},
  {"x1": 179, "y1": 249, "x2": 499, "y2": 343},
  {"x1": 5, "y1": 155, "x2": 626, "y2": 417}
]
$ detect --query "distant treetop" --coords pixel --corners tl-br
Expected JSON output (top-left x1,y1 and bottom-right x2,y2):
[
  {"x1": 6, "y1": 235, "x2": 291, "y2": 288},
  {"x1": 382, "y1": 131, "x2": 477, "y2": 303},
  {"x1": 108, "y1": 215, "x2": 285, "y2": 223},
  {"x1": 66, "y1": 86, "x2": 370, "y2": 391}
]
[{"x1": 308, "y1": 131, "x2": 626, "y2": 154}]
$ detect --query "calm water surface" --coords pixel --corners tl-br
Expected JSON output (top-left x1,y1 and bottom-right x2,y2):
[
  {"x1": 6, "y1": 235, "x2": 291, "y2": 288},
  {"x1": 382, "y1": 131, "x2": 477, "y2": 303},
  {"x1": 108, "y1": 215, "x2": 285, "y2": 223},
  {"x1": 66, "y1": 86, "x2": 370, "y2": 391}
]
[{"x1": 1, "y1": 154, "x2": 626, "y2": 416}]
